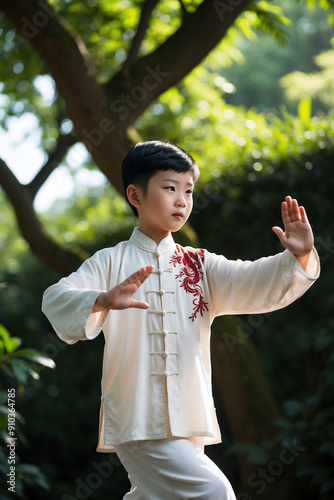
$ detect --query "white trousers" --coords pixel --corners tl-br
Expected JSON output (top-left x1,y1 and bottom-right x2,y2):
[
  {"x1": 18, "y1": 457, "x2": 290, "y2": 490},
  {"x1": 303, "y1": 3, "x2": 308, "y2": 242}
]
[{"x1": 114, "y1": 438, "x2": 237, "y2": 500}]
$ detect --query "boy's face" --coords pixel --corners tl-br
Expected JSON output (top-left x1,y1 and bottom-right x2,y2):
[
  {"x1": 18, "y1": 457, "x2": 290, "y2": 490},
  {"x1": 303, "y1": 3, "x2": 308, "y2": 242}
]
[{"x1": 128, "y1": 169, "x2": 194, "y2": 244}]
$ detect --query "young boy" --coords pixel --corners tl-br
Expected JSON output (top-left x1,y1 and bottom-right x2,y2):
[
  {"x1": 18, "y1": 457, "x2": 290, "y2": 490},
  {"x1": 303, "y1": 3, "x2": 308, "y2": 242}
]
[{"x1": 42, "y1": 141, "x2": 320, "y2": 500}]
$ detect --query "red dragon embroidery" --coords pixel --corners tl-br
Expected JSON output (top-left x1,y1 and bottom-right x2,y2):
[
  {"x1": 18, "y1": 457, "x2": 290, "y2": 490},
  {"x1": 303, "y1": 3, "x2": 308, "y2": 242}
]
[{"x1": 170, "y1": 245, "x2": 208, "y2": 321}]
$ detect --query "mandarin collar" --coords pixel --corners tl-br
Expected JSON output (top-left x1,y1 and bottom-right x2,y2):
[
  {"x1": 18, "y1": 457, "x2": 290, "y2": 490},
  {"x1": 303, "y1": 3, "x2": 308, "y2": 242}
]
[{"x1": 130, "y1": 227, "x2": 176, "y2": 253}]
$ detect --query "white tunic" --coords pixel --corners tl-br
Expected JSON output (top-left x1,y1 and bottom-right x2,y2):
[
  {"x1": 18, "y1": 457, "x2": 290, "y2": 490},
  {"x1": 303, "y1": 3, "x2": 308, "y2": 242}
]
[{"x1": 42, "y1": 228, "x2": 320, "y2": 452}]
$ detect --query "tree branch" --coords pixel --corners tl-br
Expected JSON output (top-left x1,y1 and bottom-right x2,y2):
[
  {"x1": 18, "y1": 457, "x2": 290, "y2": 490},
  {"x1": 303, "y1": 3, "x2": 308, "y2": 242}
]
[
  {"x1": 27, "y1": 133, "x2": 78, "y2": 200},
  {"x1": 106, "y1": 0, "x2": 252, "y2": 124},
  {"x1": 121, "y1": 0, "x2": 159, "y2": 77},
  {"x1": 0, "y1": 0, "x2": 252, "y2": 196},
  {"x1": 0, "y1": 0, "x2": 127, "y2": 194},
  {"x1": 178, "y1": 0, "x2": 190, "y2": 19},
  {"x1": 0, "y1": 158, "x2": 87, "y2": 275}
]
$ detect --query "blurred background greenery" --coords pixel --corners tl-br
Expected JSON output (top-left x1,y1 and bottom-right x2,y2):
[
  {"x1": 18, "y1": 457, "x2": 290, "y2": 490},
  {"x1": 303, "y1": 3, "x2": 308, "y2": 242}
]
[{"x1": 0, "y1": 0, "x2": 334, "y2": 499}]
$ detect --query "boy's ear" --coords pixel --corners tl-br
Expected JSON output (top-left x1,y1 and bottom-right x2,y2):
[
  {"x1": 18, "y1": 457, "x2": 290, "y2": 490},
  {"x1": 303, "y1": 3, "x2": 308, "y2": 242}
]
[{"x1": 126, "y1": 184, "x2": 142, "y2": 209}]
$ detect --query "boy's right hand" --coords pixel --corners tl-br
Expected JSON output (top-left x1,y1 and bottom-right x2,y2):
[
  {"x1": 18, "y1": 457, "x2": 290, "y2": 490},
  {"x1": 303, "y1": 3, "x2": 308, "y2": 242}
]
[{"x1": 92, "y1": 266, "x2": 154, "y2": 312}]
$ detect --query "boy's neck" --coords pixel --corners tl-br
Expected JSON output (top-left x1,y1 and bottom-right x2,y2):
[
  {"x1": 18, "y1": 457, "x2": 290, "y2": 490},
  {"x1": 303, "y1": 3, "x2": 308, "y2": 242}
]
[{"x1": 137, "y1": 224, "x2": 171, "y2": 246}]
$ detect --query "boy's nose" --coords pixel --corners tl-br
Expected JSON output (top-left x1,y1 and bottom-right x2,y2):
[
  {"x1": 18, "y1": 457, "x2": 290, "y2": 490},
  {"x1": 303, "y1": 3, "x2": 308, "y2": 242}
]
[{"x1": 176, "y1": 197, "x2": 186, "y2": 207}]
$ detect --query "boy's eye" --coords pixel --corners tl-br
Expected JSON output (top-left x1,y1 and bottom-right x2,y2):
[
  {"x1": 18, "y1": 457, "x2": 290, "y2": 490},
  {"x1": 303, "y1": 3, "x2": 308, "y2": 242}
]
[{"x1": 163, "y1": 186, "x2": 193, "y2": 194}]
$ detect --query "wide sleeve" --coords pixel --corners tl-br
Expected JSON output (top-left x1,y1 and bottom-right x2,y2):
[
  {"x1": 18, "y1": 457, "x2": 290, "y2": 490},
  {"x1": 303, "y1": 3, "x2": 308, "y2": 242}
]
[
  {"x1": 205, "y1": 247, "x2": 320, "y2": 318},
  {"x1": 41, "y1": 249, "x2": 111, "y2": 344}
]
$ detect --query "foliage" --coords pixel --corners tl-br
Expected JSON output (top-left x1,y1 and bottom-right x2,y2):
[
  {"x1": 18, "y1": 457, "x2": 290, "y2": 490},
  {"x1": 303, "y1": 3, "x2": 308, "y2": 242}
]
[
  {"x1": 221, "y1": 0, "x2": 334, "y2": 113},
  {"x1": 281, "y1": 49, "x2": 334, "y2": 112},
  {"x1": 40, "y1": 183, "x2": 136, "y2": 252},
  {"x1": 0, "y1": 0, "x2": 330, "y2": 161},
  {"x1": 0, "y1": 0, "x2": 284, "y2": 155},
  {"x1": 0, "y1": 324, "x2": 55, "y2": 499},
  {"x1": 137, "y1": 61, "x2": 334, "y2": 189}
]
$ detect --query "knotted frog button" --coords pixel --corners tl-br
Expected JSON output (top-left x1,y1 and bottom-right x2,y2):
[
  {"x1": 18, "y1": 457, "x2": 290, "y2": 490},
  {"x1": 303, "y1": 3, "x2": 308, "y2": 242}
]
[
  {"x1": 162, "y1": 329, "x2": 168, "y2": 336},
  {"x1": 156, "y1": 251, "x2": 162, "y2": 258}
]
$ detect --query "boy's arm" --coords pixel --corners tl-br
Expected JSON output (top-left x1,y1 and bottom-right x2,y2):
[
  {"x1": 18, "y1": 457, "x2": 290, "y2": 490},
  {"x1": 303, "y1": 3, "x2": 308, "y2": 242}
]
[
  {"x1": 206, "y1": 195, "x2": 319, "y2": 318},
  {"x1": 42, "y1": 258, "x2": 154, "y2": 343},
  {"x1": 272, "y1": 196, "x2": 314, "y2": 270}
]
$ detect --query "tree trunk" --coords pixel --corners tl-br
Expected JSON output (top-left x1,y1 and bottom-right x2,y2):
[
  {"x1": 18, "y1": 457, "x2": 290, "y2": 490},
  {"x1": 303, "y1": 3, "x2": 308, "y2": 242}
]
[{"x1": 211, "y1": 316, "x2": 294, "y2": 498}]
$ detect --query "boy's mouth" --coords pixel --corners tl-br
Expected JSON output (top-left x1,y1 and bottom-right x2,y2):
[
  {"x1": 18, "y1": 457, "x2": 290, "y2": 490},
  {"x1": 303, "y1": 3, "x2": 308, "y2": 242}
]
[{"x1": 172, "y1": 212, "x2": 184, "y2": 220}]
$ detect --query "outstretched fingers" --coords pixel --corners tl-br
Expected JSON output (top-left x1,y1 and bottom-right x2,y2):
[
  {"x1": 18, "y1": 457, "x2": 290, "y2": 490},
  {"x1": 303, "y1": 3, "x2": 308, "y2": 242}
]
[
  {"x1": 94, "y1": 265, "x2": 155, "y2": 312},
  {"x1": 125, "y1": 266, "x2": 154, "y2": 309},
  {"x1": 273, "y1": 195, "x2": 314, "y2": 259},
  {"x1": 125, "y1": 266, "x2": 155, "y2": 287},
  {"x1": 273, "y1": 196, "x2": 302, "y2": 244},
  {"x1": 282, "y1": 195, "x2": 310, "y2": 226},
  {"x1": 282, "y1": 196, "x2": 300, "y2": 223},
  {"x1": 298, "y1": 205, "x2": 309, "y2": 224}
]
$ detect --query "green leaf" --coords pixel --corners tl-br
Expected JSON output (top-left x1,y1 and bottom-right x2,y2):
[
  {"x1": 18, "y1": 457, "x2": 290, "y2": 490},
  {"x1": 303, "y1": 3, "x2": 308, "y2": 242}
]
[
  {"x1": 14, "y1": 349, "x2": 56, "y2": 369},
  {"x1": 16, "y1": 463, "x2": 50, "y2": 490},
  {"x1": 0, "y1": 405, "x2": 8, "y2": 415},
  {"x1": 283, "y1": 399, "x2": 303, "y2": 418},
  {"x1": 0, "y1": 325, "x2": 21, "y2": 353},
  {"x1": 10, "y1": 358, "x2": 40, "y2": 385}
]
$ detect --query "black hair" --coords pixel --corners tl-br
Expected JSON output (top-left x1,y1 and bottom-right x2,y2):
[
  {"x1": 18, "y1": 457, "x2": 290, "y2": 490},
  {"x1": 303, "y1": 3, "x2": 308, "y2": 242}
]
[{"x1": 121, "y1": 140, "x2": 200, "y2": 216}]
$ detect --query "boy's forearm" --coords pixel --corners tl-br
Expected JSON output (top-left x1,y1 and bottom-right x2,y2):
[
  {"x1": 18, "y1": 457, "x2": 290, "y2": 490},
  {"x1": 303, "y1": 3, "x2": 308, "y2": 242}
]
[
  {"x1": 92, "y1": 292, "x2": 108, "y2": 313},
  {"x1": 296, "y1": 252, "x2": 311, "y2": 271}
]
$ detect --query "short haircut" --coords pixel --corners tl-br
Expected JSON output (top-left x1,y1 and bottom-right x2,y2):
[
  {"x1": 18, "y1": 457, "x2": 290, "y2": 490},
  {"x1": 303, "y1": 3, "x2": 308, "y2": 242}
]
[{"x1": 121, "y1": 140, "x2": 200, "y2": 216}]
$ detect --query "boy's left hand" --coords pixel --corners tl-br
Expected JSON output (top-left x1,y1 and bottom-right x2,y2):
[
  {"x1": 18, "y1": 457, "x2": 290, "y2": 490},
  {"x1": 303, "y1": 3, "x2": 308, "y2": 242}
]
[{"x1": 272, "y1": 196, "x2": 314, "y2": 268}]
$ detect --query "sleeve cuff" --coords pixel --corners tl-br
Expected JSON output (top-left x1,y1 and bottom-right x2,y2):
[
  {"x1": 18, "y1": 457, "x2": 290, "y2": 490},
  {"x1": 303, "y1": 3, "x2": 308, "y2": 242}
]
[
  {"x1": 295, "y1": 247, "x2": 321, "y2": 281},
  {"x1": 84, "y1": 292, "x2": 109, "y2": 340}
]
